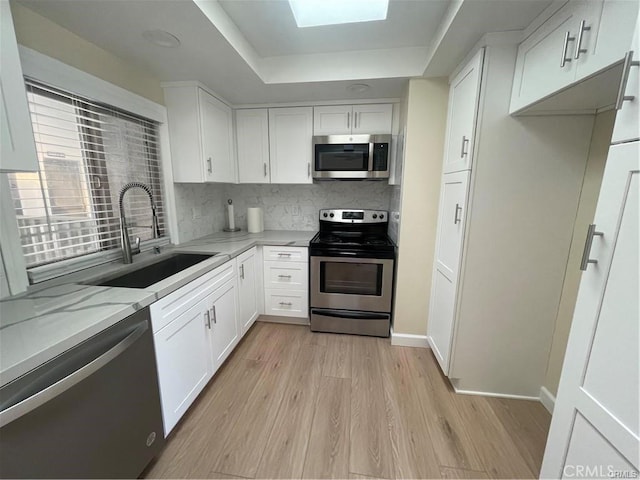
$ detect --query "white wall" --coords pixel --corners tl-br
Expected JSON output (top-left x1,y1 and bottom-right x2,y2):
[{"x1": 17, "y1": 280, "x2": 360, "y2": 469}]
[{"x1": 392, "y1": 78, "x2": 449, "y2": 336}]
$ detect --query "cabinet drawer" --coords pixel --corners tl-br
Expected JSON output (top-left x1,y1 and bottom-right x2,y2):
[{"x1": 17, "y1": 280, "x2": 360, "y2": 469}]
[
  {"x1": 264, "y1": 261, "x2": 308, "y2": 290},
  {"x1": 264, "y1": 290, "x2": 308, "y2": 318},
  {"x1": 150, "y1": 260, "x2": 235, "y2": 333},
  {"x1": 263, "y1": 246, "x2": 308, "y2": 262}
]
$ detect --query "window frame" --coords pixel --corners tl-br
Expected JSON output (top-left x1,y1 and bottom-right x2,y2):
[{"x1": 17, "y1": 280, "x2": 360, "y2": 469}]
[{"x1": 1, "y1": 47, "x2": 178, "y2": 290}]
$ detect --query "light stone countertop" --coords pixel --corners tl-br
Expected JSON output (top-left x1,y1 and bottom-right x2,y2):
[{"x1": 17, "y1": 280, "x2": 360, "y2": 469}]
[{"x1": 0, "y1": 230, "x2": 315, "y2": 387}]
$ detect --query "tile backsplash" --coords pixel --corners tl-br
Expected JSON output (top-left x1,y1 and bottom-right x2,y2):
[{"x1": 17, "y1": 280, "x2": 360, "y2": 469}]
[{"x1": 172, "y1": 181, "x2": 393, "y2": 242}]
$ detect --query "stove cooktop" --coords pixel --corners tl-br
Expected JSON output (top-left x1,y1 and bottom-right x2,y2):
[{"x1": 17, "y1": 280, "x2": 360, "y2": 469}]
[{"x1": 310, "y1": 232, "x2": 395, "y2": 249}]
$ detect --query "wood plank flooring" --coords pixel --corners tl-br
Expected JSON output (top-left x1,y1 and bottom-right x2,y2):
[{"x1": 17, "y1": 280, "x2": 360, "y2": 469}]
[{"x1": 143, "y1": 322, "x2": 551, "y2": 479}]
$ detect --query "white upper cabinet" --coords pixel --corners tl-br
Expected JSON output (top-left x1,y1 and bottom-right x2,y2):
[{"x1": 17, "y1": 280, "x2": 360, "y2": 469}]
[
  {"x1": 313, "y1": 105, "x2": 352, "y2": 135},
  {"x1": 313, "y1": 104, "x2": 392, "y2": 135},
  {"x1": 0, "y1": 2, "x2": 38, "y2": 173},
  {"x1": 611, "y1": 14, "x2": 640, "y2": 144},
  {"x1": 163, "y1": 83, "x2": 235, "y2": 183},
  {"x1": 510, "y1": 0, "x2": 639, "y2": 114},
  {"x1": 236, "y1": 109, "x2": 270, "y2": 183},
  {"x1": 269, "y1": 107, "x2": 313, "y2": 184},
  {"x1": 443, "y1": 49, "x2": 484, "y2": 174},
  {"x1": 199, "y1": 89, "x2": 235, "y2": 183}
]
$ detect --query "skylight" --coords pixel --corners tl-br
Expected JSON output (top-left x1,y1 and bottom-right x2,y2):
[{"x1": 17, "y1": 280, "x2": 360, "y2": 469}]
[{"x1": 288, "y1": 0, "x2": 389, "y2": 28}]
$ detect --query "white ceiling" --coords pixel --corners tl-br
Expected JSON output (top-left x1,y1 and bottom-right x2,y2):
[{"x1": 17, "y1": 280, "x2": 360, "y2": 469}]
[
  {"x1": 16, "y1": 0, "x2": 553, "y2": 105},
  {"x1": 218, "y1": 0, "x2": 449, "y2": 57}
]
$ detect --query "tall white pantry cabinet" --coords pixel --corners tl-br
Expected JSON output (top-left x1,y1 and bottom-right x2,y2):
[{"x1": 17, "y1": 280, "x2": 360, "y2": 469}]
[{"x1": 426, "y1": 35, "x2": 595, "y2": 397}]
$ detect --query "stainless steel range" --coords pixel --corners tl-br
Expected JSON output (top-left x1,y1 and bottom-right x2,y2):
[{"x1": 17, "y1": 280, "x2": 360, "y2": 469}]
[{"x1": 309, "y1": 209, "x2": 396, "y2": 337}]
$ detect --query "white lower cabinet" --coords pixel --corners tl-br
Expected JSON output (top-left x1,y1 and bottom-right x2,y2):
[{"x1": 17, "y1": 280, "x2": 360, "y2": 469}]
[
  {"x1": 151, "y1": 260, "x2": 240, "y2": 436},
  {"x1": 263, "y1": 246, "x2": 308, "y2": 318},
  {"x1": 153, "y1": 295, "x2": 212, "y2": 436},
  {"x1": 237, "y1": 247, "x2": 259, "y2": 335},
  {"x1": 207, "y1": 278, "x2": 239, "y2": 372}
]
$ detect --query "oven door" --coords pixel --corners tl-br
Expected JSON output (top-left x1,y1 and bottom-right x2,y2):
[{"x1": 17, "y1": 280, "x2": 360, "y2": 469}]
[{"x1": 310, "y1": 255, "x2": 394, "y2": 312}]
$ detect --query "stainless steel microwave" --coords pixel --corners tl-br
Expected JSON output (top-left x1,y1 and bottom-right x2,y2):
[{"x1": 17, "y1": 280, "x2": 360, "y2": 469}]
[{"x1": 312, "y1": 134, "x2": 391, "y2": 180}]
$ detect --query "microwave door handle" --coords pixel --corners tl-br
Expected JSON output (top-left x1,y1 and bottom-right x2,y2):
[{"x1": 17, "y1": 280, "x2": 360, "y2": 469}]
[{"x1": 368, "y1": 141, "x2": 374, "y2": 172}]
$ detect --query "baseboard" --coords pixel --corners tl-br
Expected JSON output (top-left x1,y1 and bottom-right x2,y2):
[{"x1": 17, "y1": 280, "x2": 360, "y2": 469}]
[
  {"x1": 452, "y1": 384, "x2": 540, "y2": 402},
  {"x1": 257, "y1": 314, "x2": 310, "y2": 326},
  {"x1": 390, "y1": 328, "x2": 430, "y2": 348},
  {"x1": 539, "y1": 386, "x2": 556, "y2": 414}
]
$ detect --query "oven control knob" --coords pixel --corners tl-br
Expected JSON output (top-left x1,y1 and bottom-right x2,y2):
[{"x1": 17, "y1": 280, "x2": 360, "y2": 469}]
[
  {"x1": 323, "y1": 212, "x2": 328, "y2": 218},
  {"x1": 329, "y1": 213, "x2": 334, "y2": 218},
  {"x1": 372, "y1": 214, "x2": 378, "y2": 219},
  {"x1": 380, "y1": 214, "x2": 384, "y2": 219}
]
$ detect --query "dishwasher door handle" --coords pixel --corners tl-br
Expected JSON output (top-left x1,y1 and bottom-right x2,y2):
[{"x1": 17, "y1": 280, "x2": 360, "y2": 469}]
[{"x1": 0, "y1": 321, "x2": 148, "y2": 428}]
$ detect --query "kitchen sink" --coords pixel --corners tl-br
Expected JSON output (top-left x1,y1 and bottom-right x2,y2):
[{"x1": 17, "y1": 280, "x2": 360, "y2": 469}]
[{"x1": 87, "y1": 253, "x2": 216, "y2": 288}]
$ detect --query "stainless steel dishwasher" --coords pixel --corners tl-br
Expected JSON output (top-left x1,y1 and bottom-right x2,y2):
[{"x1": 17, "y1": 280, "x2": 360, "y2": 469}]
[{"x1": 0, "y1": 307, "x2": 165, "y2": 478}]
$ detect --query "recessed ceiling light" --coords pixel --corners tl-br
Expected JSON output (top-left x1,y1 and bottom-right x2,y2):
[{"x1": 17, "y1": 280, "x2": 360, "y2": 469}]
[
  {"x1": 142, "y1": 30, "x2": 181, "y2": 48},
  {"x1": 347, "y1": 83, "x2": 371, "y2": 94},
  {"x1": 288, "y1": 0, "x2": 389, "y2": 28}
]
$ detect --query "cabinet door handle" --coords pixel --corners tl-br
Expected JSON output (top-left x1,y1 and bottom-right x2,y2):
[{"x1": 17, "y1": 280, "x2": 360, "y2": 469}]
[
  {"x1": 278, "y1": 274, "x2": 292, "y2": 279},
  {"x1": 211, "y1": 306, "x2": 217, "y2": 324},
  {"x1": 580, "y1": 224, "x2": 604, "y2": 271},
  {"x1": 460, "y1": 136, "x2": 469, "y2": 158},
  {"x1": 560, "y1": 31, "x2": 575, "y2": 67},
  {"x1": 454, "y1": 203, "x2": 462, "y2": 225},
  {"x1": 240, "y1": 264, "x2": 245, "y2": 279},
  {"x1": 615, "y1": 51, "x2": 640, "y2": 110},
  {"x1": 279, "y1": 302, "x2": 293, "y2": 306},
  {"x1": 207, "y1": 157, "x2": 213, "y2": 173},
  {"x1": 574, "y1": 20, "x2": 591, "y2": 60},
  {"x1": 205, "y1": 310, "x2": 211, "y2": 329},
  {"x1": 263, "y1": 162, "x2": 268, "y2": 177},
  {"x1": 347, "y1": 112, "x2": 350, "y2": 128},
  {"x1": 355, "y1": 112, "x2": 359, "y2": 129},
  {"x1": 308, "y1": 162, "x2": 311, "y2": 177}
]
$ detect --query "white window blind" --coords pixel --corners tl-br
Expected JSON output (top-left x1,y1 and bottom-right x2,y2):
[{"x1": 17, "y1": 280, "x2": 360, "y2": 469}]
[{"x1": 8, "y1": 79, "x2": 165, "y2": 269}]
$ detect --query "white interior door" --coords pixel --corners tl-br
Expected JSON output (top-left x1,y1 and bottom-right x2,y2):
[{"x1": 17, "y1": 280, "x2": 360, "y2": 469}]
[
  {"x1": 427, "y1": 170, "x2": 471, "y2": 374},
  {"x1": 541, "y1": 141, "x2": 639, "y2": 478}
]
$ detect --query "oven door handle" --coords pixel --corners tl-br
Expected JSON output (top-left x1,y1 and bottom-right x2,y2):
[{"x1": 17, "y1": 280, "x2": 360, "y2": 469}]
[{"x1": 311, "y1": 309, "x2": 389, "y2": 320}]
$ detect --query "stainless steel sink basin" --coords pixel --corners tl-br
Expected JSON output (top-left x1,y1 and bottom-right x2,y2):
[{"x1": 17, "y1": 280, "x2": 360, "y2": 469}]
[{"x1": 87, "y1": 253, "x2": 216, "y2": 288}]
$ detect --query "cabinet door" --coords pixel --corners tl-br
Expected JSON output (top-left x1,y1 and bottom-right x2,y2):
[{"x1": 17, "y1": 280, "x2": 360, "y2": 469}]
[
  {"x1": 510, "y1": 3, "x2": 580, "y2": 113},
  {"x1": 574, "y1": 0, "x2": 639, "y2": 80},
  {"x1": 208, "y1": 279, "x2": 239, "y2": 372},
  {"x1": 443, "y1": 49, "x2": 484, "y2": 174},
  {"x1": 236, "y1": 109, "x2": 270, "y2": 183},
  {"x1": 352, "y1": 104, "x2": 393, "y2": 134},
  {"x1": 427, "y1": 171, "x2": 471, "y2": 374},
  {"x1": 313, "y1": 105, "x2": 352, "y2": 135},
  {"x1": 153, "y1": 297, "x2": 212, "y2": 436},
  {"x1": 540, "y1": 141, "x2": 639, "y2": 477},
  {"x1": 269, "y1": 107, "x2": 313, "y2": 184},
  {"x1": 611, "y1": 16, "x2": 640, "y2": 144},
  {"x1": 0, "y1": 2, "x2": 38, "y2": 173},
  {"x1": 237, "y1": 247, "x2": 258, "y2": 335},
  {"x1": 199, "y1": 89, "x2": 235, "y2": 183}
]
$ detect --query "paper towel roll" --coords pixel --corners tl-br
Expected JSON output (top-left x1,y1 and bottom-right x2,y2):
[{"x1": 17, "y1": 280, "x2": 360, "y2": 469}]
[{"x1": 247, "y1": 207, "x2": 264, "y2": 233}]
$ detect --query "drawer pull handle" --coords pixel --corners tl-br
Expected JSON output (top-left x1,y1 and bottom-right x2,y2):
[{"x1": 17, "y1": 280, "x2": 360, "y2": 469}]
[
  {"x1": 278, "y1": 253, "x2": 292, "y2": 257},
  {"x1": 580, "y1": 224, "x2": 604, "y2": 271},
  {"x1": 279, "y1": 302, "x2": 293, "y2": 306},
  {"x1": 560, "y1": 31, "x2": 575, "y2": 68},
  {"x1": 615, "y1": 51, "x2": 640, "y2": 110},
  {"x1": 574, "y1": 20, "x2": 590, "y2": 60},
  {"x1": 278, "y1": 274, "x2": 292, "y2": 279}
]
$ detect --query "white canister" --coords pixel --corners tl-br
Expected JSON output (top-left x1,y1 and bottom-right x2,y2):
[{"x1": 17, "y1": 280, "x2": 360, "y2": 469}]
[{"x1": 247, "y1": 207, "x2": 264, "y2": 233}]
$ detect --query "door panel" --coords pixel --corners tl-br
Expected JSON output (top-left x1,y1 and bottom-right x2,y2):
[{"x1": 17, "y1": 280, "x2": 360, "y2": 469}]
[
  {"x1": 541, "y1": 141, "x2": 639, "y2": 476},
  {"x1": 428, "y1": 269, "x2": 456, "y2": 372},
  {"x1": 313, "y1": 105, "x2": 351, "y2": 135},
  {"x1": 236, "y1": 109, "x2": 270, "y2": 184},
  {"x1": 199, "y1": 90, "x2": 234, "y2": 183},
  {"x1": 269, "y1": 107, "x2": 313, "y2": 184},
  {"x1": 443, "y1": 49, "x2": 483, "y2": 174},
  {"x1": 209, "y1": 280, "x2": 239, "y2": 371},
  {"x1": 352, "y1": 104, "x2": 393, "y2": 134},
  {"x1": 238, "y1": 250, "x2": 258, "y2": 335}
]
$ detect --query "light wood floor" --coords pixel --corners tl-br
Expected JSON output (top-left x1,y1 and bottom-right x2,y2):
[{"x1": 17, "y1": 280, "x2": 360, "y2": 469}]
[{"x1": 143, "y1": 322, "x2": 551, "y2": 479}]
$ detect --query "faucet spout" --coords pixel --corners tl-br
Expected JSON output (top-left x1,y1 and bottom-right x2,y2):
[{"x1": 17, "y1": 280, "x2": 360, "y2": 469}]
[{"x1": 119, "y1": 182, "x2": 160, "y2": 264}]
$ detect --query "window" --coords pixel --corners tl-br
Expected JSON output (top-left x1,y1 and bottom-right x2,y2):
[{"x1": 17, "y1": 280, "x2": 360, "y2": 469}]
[{"x1": 8, "y1": 79, "x2": 165, "y2": 270}]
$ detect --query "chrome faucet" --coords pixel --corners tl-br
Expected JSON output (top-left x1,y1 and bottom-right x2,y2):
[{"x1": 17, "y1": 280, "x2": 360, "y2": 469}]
[{"x1": 118, "y1": 182, "x2": 161, "y2": 264}]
